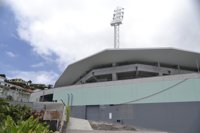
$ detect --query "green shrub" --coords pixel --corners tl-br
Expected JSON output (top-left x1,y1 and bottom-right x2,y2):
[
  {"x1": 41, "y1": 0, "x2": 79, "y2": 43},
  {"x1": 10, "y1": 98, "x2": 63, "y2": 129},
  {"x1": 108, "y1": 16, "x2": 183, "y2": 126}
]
[
  {"x1": 65, "y1": 105, "x2": 71, "y2": 125},
  {"x1": 0, "y1": 99, "x2": 31, "y2": 124},
  {"x1": 0, "y1": 98, "x2": 10, "y2": 123},
  {"x1": 0, "y1": 116, "x2": 58, "y2": 133},
  {"x1": 0, "y1": 98, "x2": 58, "y2": 132}
]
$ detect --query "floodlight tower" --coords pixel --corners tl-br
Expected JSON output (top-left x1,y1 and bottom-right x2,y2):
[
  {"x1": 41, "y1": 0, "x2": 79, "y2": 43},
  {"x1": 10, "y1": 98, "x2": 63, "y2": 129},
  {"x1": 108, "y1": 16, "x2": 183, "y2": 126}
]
[{"x1": 111, "y1": 7, "x2": 124, "y2": 49}]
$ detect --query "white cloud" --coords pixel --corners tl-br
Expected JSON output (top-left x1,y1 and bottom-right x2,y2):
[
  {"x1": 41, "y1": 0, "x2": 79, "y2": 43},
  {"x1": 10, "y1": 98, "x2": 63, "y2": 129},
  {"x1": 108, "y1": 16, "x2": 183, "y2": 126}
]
[
  {"x1": 0, "y1": 1, "x2": 4, "y2": 6},
  {"x1": 8, "y1": 70, "x2": 59, "y2": 85},
  {"x1": 6, "y1": 51, "x2": 16, "y2": 58},
  {"x1": 5, "y1": 0, "x2": 200, "y2": 71},
  {"x1": 31, "y1": 62, "x2": 44, "y2": 68}
]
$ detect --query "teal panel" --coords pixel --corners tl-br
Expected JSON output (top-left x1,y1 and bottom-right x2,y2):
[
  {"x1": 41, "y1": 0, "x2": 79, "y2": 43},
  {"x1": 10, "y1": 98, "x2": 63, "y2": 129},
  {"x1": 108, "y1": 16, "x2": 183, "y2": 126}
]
[{"x1": 53, "y1": 77, "x2": 200, "y2": 106}]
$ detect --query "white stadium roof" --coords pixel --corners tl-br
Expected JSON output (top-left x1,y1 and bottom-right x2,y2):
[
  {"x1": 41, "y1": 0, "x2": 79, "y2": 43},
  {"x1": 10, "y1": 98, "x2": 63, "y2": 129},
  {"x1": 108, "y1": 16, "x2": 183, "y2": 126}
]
[{"x1": 55, "y1": 48, "x2": 200, "y2": 87}]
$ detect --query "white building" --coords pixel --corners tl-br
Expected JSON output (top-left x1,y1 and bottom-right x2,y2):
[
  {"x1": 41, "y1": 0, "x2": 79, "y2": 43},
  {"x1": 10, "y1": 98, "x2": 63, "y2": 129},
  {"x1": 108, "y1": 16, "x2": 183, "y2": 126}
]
[{"x1": 0, "y1": 75, "x2": 30, "y2": 102}]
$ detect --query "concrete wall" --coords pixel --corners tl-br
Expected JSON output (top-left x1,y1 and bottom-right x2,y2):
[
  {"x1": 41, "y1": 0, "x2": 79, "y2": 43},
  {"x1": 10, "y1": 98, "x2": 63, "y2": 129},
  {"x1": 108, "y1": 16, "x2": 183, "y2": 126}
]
[
  {"x1": 29, "y1": 74, "x2": 200, "y2": 133},
  {"x1": 71, "y1": 102, "x2": 200, "y2": 133},
  {"x1": 30, "y1": 73, "x2": 200, "y2": 105},
  {"x1": 52, "y1": 73, "x2": 200, "y2": 106}
]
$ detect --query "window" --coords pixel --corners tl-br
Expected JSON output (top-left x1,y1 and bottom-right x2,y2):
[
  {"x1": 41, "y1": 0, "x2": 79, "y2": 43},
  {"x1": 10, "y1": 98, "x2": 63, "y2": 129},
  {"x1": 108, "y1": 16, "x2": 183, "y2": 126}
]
[{"x1": 40, "y1": 94, "x2": 53, "y2": 102}]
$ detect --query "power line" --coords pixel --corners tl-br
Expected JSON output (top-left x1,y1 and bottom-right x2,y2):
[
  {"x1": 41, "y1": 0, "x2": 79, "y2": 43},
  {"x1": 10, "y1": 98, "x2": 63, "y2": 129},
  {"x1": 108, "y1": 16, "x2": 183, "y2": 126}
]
[{"x1": 118, "y1": 78, "x2": 188, "y2": 105}]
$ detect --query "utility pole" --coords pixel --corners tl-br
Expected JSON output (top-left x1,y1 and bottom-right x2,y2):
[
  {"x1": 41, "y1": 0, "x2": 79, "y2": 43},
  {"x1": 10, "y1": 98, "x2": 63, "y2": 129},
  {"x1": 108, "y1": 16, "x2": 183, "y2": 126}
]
[{"x1": 111, "y1": 7, "x2": 124, "y2": 48}]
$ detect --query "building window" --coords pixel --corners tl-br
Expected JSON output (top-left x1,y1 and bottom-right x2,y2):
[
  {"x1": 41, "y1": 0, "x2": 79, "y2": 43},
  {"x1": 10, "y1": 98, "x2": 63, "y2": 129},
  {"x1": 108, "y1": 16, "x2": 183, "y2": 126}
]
[
  {"x1": 40, "y1": 94, "x2": 53, "y2": 102},
  {"x1": 117, "y1": 120, "x2": 121, "y2": 123}
]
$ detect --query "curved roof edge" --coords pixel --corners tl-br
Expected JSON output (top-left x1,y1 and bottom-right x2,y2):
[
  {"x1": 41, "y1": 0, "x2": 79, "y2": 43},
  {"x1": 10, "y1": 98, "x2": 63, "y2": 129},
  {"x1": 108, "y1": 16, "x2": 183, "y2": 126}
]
[{"x1": 55, "y1": 47, "x2": 200, "y2": 87}]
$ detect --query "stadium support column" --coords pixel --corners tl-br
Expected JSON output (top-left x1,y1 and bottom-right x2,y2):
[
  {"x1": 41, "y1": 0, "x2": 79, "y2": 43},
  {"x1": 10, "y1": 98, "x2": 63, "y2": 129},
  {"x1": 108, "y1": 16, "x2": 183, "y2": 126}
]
[
  {"x1": 112, "y1": 73, "x2": 117, "y2": 81},
  {"x1": 112, "y1": 63, "x2": 117, "y2": 81},
  {"x1": 157, "y1": 61, "x2": 162, "y2": 76}
]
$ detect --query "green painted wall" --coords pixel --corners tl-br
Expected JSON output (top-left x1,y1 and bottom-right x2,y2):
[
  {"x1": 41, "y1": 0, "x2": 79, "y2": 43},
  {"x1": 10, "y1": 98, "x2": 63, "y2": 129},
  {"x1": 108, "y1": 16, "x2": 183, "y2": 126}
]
[{"x1": 53, "y1": 76, "x2": 200, "y2": 106}]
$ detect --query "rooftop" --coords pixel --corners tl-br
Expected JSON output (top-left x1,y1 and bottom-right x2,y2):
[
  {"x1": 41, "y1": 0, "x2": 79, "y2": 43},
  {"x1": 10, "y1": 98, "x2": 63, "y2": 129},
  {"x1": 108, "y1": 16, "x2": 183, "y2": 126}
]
[{"x1": 55, "y1": 48, "x2": 200, "y2": 87}]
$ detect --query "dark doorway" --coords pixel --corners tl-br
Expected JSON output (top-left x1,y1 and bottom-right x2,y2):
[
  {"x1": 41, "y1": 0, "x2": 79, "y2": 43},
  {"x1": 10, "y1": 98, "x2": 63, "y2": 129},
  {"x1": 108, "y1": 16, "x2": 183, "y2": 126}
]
[{"x1": 86, "y1": 105, "x2": 99, "y2": 121}]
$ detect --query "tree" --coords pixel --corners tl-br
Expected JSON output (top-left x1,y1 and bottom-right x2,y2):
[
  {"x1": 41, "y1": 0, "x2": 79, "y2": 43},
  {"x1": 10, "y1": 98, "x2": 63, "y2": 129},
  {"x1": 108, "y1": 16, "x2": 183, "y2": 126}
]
[{"x1": 27, "y1": 80, "x2": 32, "y2": 86}]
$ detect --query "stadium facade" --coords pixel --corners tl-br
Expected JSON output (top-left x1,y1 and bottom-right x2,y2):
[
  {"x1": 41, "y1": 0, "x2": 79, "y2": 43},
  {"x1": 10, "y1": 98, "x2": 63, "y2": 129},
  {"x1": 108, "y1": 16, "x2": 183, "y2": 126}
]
[{"x1": 30, "y1": 48, "x2": 200, "y2": 133}]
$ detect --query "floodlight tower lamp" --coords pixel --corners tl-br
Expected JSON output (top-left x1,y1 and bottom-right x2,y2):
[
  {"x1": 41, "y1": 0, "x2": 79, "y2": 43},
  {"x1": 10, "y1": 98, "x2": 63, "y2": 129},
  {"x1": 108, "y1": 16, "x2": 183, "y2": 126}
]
[{"x1": 111, "y1": 7, "x2": 124, "y2": 49}]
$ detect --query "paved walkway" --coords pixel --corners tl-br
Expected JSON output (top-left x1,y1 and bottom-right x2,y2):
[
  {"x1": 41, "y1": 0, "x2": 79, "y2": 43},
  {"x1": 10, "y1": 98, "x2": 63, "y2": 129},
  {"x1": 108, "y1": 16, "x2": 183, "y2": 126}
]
[
  {"x1": 66, "y1": 118, "x2": 168, "y2": 133},
  {"x1": 68, "y1": 118, "x2": 93, "y2": 130},
  {"x1": 67, "y1": 129, "x2": 168, "y2": 133}
]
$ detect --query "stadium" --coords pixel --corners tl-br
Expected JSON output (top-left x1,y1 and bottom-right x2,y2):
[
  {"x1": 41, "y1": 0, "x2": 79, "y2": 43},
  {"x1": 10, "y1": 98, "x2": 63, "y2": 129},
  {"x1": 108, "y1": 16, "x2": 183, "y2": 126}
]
[{"x1": 30, "y1": 48, "x2": 200, "y2": 133}]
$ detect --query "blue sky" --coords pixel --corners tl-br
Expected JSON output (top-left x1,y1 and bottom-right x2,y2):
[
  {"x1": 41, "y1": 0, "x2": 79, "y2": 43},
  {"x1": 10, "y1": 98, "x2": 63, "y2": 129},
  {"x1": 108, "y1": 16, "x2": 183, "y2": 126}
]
[
  {"x1": 0, "y1": 3, "x2": 60, "y2": 84},
  {"x1": 1, "y1": 0, "x2": 200, "y2": 85}
]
